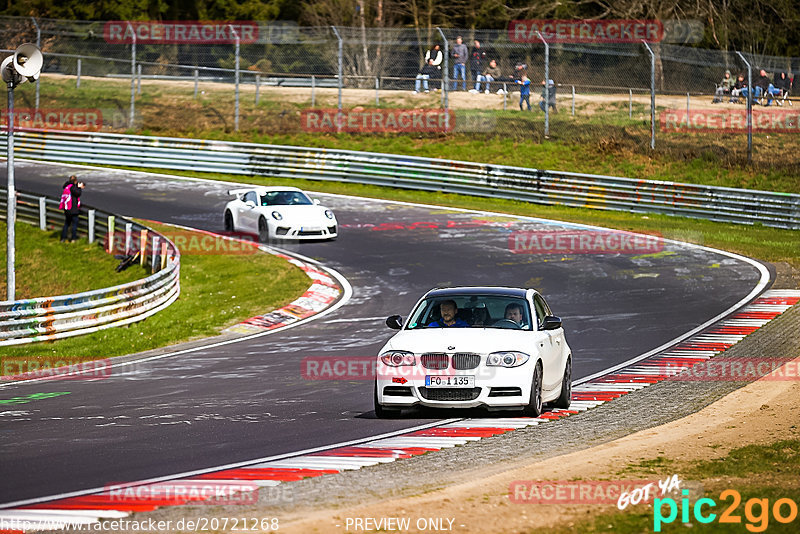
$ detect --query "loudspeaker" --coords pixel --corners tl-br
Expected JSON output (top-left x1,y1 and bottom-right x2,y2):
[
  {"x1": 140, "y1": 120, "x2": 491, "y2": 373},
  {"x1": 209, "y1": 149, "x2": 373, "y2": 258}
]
[{"x1": 13, "y1": 43, "x2": 43, "y2": 78}]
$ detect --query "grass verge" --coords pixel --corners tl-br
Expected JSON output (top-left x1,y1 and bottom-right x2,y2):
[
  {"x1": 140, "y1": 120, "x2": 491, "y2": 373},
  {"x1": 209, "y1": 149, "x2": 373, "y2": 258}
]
[
  {"x1": 534, "y1": 439, "x2": 800, "y2": 533},
  {"x1": 0, "y1": 220, "x2": 311, "y2": 367},
  {"x1": 0, "y1": 221, "x2": 146, "y2": 298},
  {"x1": 12, "y1": 75, "x2": 800, "y2": 192}
]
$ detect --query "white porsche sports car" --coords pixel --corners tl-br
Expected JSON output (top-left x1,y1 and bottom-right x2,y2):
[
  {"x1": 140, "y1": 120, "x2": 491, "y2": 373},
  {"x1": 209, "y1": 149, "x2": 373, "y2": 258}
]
[
  {"x1": 223, "y1": 186, "x2": 337, "y2": 242},
  {"x1": 374, "y1": 287, "x2": 572, "y2": 418}
]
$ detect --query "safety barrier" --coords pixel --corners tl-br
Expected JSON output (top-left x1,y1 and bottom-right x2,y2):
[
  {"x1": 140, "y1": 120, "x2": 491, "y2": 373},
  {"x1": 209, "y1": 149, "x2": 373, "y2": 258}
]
[
  {"x1": 2, "y1": 129, "x2": 798, "y2": 229},
  {"x1": 0, "y1": 188, "x2": 180, "y2": 346}
]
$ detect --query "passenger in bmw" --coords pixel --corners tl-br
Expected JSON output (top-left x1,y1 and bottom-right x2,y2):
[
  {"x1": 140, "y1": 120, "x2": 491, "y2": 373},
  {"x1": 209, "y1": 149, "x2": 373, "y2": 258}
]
[{"x1": 427, "y1": 300, "x2": 470, "y2": 328}]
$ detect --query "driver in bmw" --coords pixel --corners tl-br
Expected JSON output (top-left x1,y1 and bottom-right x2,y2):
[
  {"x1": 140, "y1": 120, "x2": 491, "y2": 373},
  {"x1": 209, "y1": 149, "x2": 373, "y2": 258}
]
[
  {"x1": 427, "y1": 300, "x2": 470, "y2": 328},
  {"x1": 504, "y1": 302, "x2": 526, "y2": 326}
]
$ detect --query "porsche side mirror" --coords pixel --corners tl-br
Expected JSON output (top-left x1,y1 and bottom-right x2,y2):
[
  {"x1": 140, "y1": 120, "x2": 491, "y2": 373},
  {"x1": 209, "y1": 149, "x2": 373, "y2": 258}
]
[
  {"x1": 313, "y1": 199, "x2": 321, "y2": 205},
  {"x1": 542, "y1": 315, "x2": 562, "y2": 330},
  {"x1": 386, "y1": 315, "x2": 403, "y2": 330},
  {"x1": 245, "y1": 200, "x2": 256, "y2": 209}
]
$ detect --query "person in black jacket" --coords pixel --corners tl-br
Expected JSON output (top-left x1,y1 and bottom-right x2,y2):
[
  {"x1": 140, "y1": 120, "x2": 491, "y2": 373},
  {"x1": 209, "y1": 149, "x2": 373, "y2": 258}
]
[{"x1": 59, "y1": 175, "x2": 85, "y2": 242}]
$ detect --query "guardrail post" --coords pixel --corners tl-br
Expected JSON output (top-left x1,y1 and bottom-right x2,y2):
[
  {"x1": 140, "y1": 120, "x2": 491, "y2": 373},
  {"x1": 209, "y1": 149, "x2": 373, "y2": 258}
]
[
  {"x1": 139, "y1": 229, "x2": 147, "y2": 265},
  {"x1": 151, "y1": 235, "x2": 160, "y2": 272},
  {"x1": 686, "y1": 92, "x2": 690, "y2": 118},
  {"x1": 503, "y1": 83, "x2": 507, "y2": 110},
  {"x1": 375, "y1": 77, "x2": 379, "y2": 106},
  {"x1": 107, "y1": 215, "x2": 115, "y2": 253},
  {"x1": 88, "y1": 209, "x2": 95, "y2": 243},
  {"x1": 629, "y1": 89, "x2": 633, "y2": 118},
  {"x1": 160, "y1": 241, "x2": 168, "y2": 270},
  {"x1": 311, "y1": 75, "x2": 316, "y2": 107},
  {"x1": 194, "y1": 69, "x2": 199, "y2": 98},
  {"x1": 76, "y1": 58, "x2": 81, "y2": 89},
  {"x1": 125, "y1": 223, "x2": 132, "y2": 255},
  {"x1": 137, "y1": 64, "x2": 142, "y2": 95},
  {"x1": 571, "y1": 86, "x2": 575, "y2": 116},
  {"x1": 38, "y1": 197, "x2": 46, "y2": 230},
  {"x1": 255, "y1": 74, "x2": 260, "y2": 105}
]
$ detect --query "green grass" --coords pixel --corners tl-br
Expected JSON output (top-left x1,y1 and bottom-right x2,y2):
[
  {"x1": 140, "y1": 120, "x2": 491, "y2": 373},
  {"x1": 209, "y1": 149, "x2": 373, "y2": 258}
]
[
  {"x1": 0, "y1": 220, "x2": 311, "y2": 366},
  {"x1": 0, "y1": 221, "x2": 147, "y2": 298},
  {"x1": 11, "y1": 75, "x2": 800, "y2": 192},
  {"x1": 531, "y1": 440, "x2": 800, "y2": 534}
]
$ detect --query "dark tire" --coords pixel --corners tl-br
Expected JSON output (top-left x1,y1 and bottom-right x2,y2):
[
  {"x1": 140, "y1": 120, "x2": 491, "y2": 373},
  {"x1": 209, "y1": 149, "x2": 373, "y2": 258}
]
[
  {"x1": 374, "y1": 382, "x2": 401, "y2": 419},
  {"x1": 224, "y1": 211, "x2": 234, "y2": 232},
  {"x1": 552, "y1": 356, "x2": 572, "y2": 409},
  {"x1": 523, "y1": 361, "x2": 543, "y2": 417},
  {"x1": 258, "y1": 217, "x2": 270, "y2": 243}
]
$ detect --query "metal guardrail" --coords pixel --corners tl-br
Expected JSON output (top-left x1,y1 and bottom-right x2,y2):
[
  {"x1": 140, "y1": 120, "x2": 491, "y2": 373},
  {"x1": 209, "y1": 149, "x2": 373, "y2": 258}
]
[
  {"x1": 2, "y1": 130, "x2": 798, "y2": 229},
  {"x1": 0, "y1": 188, "x2": 180, "y2": 346}
]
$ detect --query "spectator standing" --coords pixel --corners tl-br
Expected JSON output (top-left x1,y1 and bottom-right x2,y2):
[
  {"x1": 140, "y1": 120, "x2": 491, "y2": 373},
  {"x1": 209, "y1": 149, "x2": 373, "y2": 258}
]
[
  {"x1": 539, "y1": 78, "x2": 556, "y2": 112},
  {"x1": 467, "y1": 40, "x2": 486, "y2": 93},
  {"x1": 451, "y1": 36, "x2": 468, "y2": 91},
  {"x1": 475, "y1": 59, "x2": 501, "y2": 93},
  {"x1": 414, "y1": 58, "x2": 438, "y2": 93},
  {"x1": 59, "y1": 175, "x2": 84, "y2": 243},
  {"x1": 517, "y1": 74, "x2": 532, "y2": 111}
]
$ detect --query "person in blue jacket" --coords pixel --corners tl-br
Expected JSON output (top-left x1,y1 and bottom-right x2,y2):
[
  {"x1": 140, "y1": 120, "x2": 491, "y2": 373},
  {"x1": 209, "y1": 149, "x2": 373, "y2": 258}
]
[
  {"x1": 517, "y1": 74, "x2": 531, "y2": 111},
  {"x1": 427, "y1": 300, "x2": 470, "y2": 328}
]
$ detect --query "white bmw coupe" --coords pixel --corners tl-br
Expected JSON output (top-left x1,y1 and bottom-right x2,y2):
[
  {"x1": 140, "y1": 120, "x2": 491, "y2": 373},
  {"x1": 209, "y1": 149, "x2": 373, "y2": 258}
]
[
  {"x1": 374, "y1": 287, "x2": 572, "y2": 418},
  {"x1": 223, "y1": 186, "x2": 337, "y2": 242}
]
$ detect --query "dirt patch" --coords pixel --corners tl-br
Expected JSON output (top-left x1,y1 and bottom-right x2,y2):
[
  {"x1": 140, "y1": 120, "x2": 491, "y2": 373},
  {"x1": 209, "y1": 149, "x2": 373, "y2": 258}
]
[{"x1": 278, "y1": 356, "x2": 800, "y2": 533}]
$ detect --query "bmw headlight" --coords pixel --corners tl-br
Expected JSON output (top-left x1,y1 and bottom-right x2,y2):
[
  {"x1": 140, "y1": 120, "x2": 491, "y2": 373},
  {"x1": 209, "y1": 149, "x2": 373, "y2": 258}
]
[
  {"x1": 486, "y1": 351, "x2": 530, "y2": 368},
  {"x1": 380, "y1": 351, "x2": 416, "y2": 366},
  {"x1": 271, "y1": 211, "x2": 283, "y2": 220},
  {"x1": 324, "y1": 209, "x2": 335, "y2": 220}
]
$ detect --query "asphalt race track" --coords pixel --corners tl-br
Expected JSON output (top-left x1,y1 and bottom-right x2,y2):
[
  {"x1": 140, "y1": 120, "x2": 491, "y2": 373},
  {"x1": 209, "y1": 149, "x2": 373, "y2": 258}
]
[{"x1": 0, "y1": 161, "x2": 768, "y2": 505}]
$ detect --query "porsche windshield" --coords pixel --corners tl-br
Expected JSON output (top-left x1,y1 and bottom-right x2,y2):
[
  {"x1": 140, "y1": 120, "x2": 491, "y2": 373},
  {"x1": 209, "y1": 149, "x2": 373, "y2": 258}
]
[
  {"x1": 406, "y1": 295, "x2": 533, "y2": 330},
  {"x1": 260, "y1": 191, "x2": 313, "y2": 206}
]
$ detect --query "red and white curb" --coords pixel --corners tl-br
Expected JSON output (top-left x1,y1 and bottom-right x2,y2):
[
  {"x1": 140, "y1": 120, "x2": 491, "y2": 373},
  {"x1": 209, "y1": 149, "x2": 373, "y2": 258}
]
[
  {"x1": 224, "y1": 249, "x2": 343, "y2": 335},
  {"x1": 2, "y1": 289, "x2": 798, "y2": 531}
]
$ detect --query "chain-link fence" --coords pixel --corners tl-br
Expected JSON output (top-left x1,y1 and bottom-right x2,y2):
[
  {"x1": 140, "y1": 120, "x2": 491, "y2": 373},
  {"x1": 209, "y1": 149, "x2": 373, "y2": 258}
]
[{"x1": 2, "y1": 16, "x2": 798, "y2": 167}]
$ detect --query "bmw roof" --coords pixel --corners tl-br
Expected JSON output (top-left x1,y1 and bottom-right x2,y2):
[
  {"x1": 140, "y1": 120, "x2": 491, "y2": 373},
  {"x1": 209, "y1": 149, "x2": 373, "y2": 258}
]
[{"x1": 425, "y1": 287, "x2": 530, "y2": 299}]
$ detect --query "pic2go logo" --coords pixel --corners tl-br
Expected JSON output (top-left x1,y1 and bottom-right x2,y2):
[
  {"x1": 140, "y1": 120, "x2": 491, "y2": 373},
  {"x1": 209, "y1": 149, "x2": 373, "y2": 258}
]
[{"x1": 653, "y1": 489, "x2": 798, "y2": 532}]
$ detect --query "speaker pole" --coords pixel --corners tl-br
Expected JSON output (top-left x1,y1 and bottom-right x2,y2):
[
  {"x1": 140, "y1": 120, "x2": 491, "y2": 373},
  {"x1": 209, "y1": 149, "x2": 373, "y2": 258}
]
[{"x1": 6, "y1": 75, "x2": 15, "y2": 301}]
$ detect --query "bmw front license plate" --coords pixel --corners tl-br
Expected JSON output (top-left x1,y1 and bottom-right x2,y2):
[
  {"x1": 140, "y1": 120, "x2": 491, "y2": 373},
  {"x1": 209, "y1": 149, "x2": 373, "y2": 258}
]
[{"x1": 425, "y1": 375, "x2": 475, "y2": 388}]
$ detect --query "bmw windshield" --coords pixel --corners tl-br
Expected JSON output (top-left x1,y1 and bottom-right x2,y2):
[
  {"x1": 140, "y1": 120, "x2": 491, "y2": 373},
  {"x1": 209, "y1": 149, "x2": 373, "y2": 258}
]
[{"x1": 406, "y1": 295, "x2": 533, "y2": 330}]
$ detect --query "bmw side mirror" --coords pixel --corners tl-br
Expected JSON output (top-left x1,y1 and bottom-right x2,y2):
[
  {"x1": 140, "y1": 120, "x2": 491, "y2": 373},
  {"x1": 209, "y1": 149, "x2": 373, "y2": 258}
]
[
  {"x1": 245, "y1": 200, "x2": 256, "y2": 209},
  {"x1": 542, "y1": 315, "x2": 562, "y2": 330},
  {"x1": 386, "y1": 315, "x2": 403, "y2": 330}
]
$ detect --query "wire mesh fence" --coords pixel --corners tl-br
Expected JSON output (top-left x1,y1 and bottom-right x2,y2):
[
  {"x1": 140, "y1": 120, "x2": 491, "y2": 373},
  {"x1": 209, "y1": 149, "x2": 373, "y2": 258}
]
[{"x1": 1, "y1": 16, "x2": 799, "y2": 167}]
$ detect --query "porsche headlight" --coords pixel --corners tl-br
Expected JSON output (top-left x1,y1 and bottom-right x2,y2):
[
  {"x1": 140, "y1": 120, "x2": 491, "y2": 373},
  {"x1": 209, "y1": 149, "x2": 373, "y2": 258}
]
[
  {"x1": 271, "y1": 211, "x2": 283, "y2": 220},
  {"x1": 324, "y1": 209, "x2": 335, "y2": 220},
  {"x1": 380, "y1": 351, "x2": 416, "y2": 366},
  {"x1": 486, "y1": 351, "x2": 530, "y2": 368}
]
